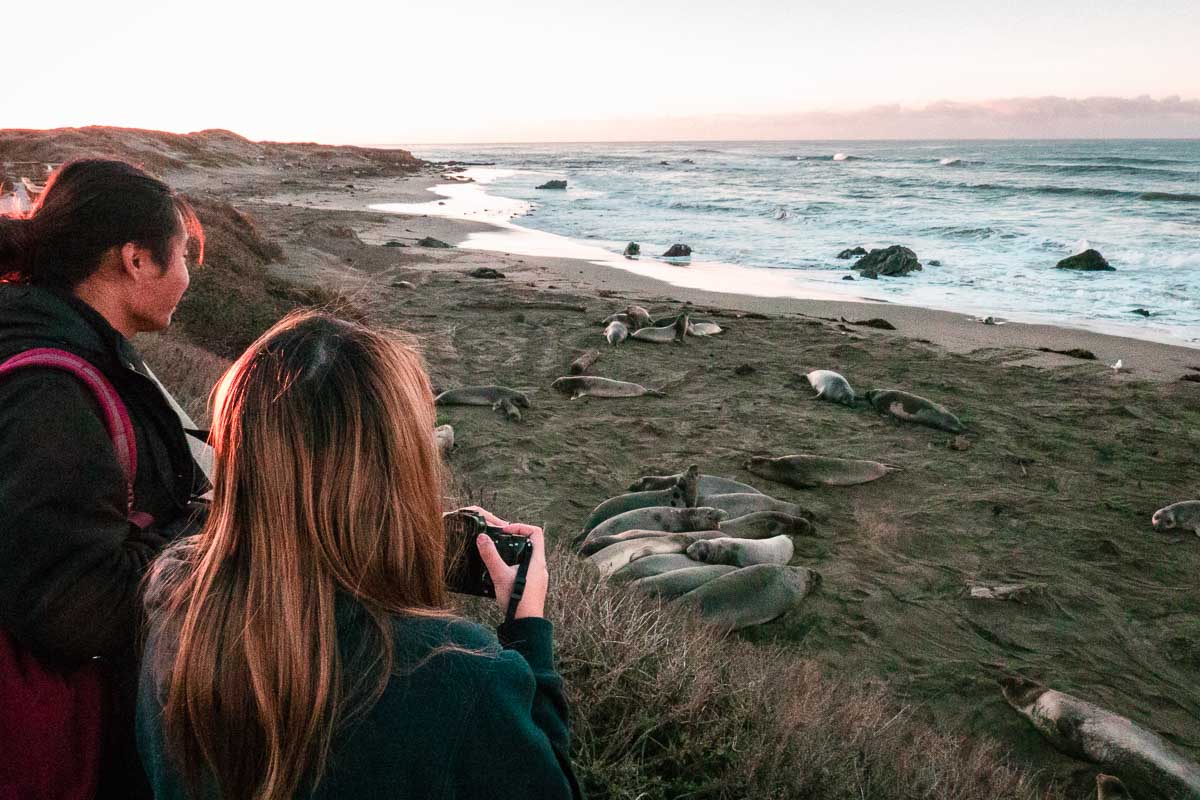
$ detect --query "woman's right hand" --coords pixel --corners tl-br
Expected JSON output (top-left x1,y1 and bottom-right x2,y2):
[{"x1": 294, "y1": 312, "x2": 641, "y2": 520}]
[{"x1": 462, "y1": 506, "x2": 549, "y2": 620}]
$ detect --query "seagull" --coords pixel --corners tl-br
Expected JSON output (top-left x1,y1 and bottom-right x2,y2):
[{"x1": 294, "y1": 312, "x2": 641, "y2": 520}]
[{"x1": 1110, "y1": 359, "x2": 1123, "y2": 373}]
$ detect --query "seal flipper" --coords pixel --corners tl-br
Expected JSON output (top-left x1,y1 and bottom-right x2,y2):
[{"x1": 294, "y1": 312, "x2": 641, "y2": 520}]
[{"x1": 647, "y1": 388, "x2": 668, "y2": 398}]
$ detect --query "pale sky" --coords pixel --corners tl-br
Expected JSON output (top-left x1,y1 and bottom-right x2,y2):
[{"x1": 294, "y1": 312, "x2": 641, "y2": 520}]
[{"x1": 3, "y1": 0, "x2": 1198, "y2": 142}]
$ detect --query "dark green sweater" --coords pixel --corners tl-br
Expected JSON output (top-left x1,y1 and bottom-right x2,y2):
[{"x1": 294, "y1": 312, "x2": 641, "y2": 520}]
[{"x1": 136, "y1": 611, "x2": 581, "y2": 799}]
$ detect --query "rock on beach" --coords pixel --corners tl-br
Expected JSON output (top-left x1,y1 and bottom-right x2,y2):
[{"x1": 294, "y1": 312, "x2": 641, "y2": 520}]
[{"x1": 852, "y1": 246, "x2": 922, "y2": 278}]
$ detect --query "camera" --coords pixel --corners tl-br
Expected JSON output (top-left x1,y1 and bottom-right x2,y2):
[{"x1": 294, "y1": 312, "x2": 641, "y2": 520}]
[{"x1": 443, "y1": 510, "x2": 533, "y2": 597}]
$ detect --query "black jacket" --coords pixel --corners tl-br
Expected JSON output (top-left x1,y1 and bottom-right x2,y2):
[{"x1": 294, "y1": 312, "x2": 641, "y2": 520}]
[{"x1": 0, "y1": 283, "x2": 208, "y2": 794}]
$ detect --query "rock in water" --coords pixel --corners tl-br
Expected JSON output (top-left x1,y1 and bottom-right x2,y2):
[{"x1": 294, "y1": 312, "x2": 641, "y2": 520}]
[
  {"x1": 852, "y1": 245, "x2": 922, "y2": 278},
  {"x1": 673, "y1": 564, "x2": 820, "y2": 632},
  {"x1": 536, "y1": 180, "x2": 567, "y2": 190},
  {"x1": 1056, "y1": 249, "x2": 1114, "y2": 271},
  {"x1": 744, "y1": 454, "x2": 896, "y2": 488},
  {"x1": 1000, "y1": 676, "x2": 1200, "y2": 798},
  {"x1": 836, "y1": 247, "x2": 868, "y2": 259},
  {"x1": 623, "y1": 242, "x2": 641, "y2": 258},
  {"x1": 662, "y1": 244, "x2": 692, "y2": 258},
  {"x1": 417, "y1": 236, "x2": 452, "y2": 248}
]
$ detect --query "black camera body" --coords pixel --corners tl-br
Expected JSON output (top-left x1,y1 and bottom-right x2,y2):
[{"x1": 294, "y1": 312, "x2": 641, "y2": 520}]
[{"x1": 444, "y1": 510, "x2": 533, "y2": 597}]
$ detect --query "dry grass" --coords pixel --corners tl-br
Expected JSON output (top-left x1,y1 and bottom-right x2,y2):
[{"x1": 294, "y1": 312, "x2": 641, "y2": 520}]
[
  {"x1": 133, "y1": 331, "x2": 231, "y2": 425},
  {"x1": 529, "y1": 547, "x2": 1062, "y2": 800}
]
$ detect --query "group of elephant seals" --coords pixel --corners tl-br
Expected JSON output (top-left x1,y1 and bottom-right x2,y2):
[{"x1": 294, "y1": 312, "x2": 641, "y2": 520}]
[
  {"x1": 569, "y1": 349, "x2": 602, "y2": 375},
  {"x1": 1152, "y1": 500, "x2": 1200, "y2": 536},
  {"x1": 806, "y1": 369, "x2": 859, "y2": 407},
  {"x1": 673, "y1": 564, "x2": 821, "y2": 633},
  {"x1": 583, "y1": 506, "x2": 728, "y2": 544},
  {"x1": 1000, "y1": 675, "x2": 1200, "y2": 798},
  {"x1": 745, "y1": 454, "x2": 896, "y2": 489},
  {"x1": 631, "y1": 313, "x2": 689, "y2": 344},
  {"x1": 580, "y1": 466, "x2": 700, "y2": 534},
  {"x1": 435, "y1": 385, "x2": 531, "y2": 408},
  {"x1": 588, "y1": 534, "x2": 701, "y2": 577},
  {"x1": 699, "y1": 492, "x2": 815, "y2": 521},
  {"x1": 552, "y1": 376, "x2": 666, "y2": 400},
  {"x1": 628, "y1": 471, "x2": 761, "y2": 496},
  {"x1": 602, "y1": 305, "x2": 652, "y2": 330},
  {"x1": 651, "y1": 314, "x2": 724, "y2": 338},
  {"x1": 579, "y1": 529, "x2": 724, "y2": 558},
  {"x1": 631, "y1": 564, "x2": 737, "y2": 599},
  {"x1": 686, "y1": 535, "x2": 794, "y2": 567},
  {"x1": 865, "y1": 388, "x2": 965, "y2": 433}
]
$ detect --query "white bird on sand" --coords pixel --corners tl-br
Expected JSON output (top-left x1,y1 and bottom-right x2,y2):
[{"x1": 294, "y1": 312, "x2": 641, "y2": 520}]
[{"x1": 1110, "y1": 359, "x2": 1123, "y2": 372}]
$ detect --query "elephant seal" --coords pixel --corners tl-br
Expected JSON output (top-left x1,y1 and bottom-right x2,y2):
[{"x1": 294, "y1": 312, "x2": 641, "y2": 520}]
[
  {"x1": 625, "y1": 305, "x2": 652, "y2": 330},
  {"x1": 865, "y1": 388, "x2": 965, "y2": 433},
  {"x1": 745, "y1": 454, "x2": 896, "y2": 489},
  {"x1": 433, "y1": 424, "x2": 454, "y2": 455},
  {"x1": 552, "y1": 376, "x2": 665, "y2": 400},
  {"x1": 588, "y1": 534, "x2": 701, "y2": 578},
  {"x1": 806, "y1": 370, "x2": 858, "y2": 406},
  {"x1": 579, "y1": 529, "x2": 724, "y2": 557},
  {"x1": 570, "y1": 349, "x2": 602, "y2": 375},
  {"x1": 628, "y1": 472, "x2": 762, "y2": 496},
  {"x1": 604, "y1": 320, "x2": 629, "y2": 345},
  {"x1": 632, "y1": 314, "x2": 688, "y2": 344},
  {"x1": 582, "y1": 506, "x2": 728, "y2": 545},
  {"x1": 632, "y1": 565, "x2": 737, "y2": 599},
  {"x1": 699, "y1": 492, "x2": 815, "y2": 522},
  {"x1": 435, "y1": 385, "x2": 531, "y2": 408},
  {"x1": 673, "y1": 565, "x2": 820, "y2": 633},
  {"x1": 1000, "y1": 675, "x2": 1200, "y2": 798},
  {"x1": 610, "y1": 554, "x2": 696, "y2": 584},
  {"x1": 720, "y1": 511, "x2": 814, "y2": 539},
  {"x1": 687, "y1": 321, "x2": 723, "y2": 337},
  {"x1": 1096, "y1": 775, "x2": 1131, "y2": 800},
  {"x1": 580, "y1": 467, "x2": 700, "y2": 534},
  {"x1": 492, "y1": 398, "x2": 522, "y2": 422},
  {"x1": 1151, "y1": 501, "x2": 1200, "y2": 537},
  {"x1": 687, "y1": 535, "x2": 794, "y2": 567}
]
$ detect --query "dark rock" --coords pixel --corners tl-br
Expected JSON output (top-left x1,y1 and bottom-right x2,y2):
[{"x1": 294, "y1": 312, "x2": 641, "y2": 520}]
[
  {"x1": 852, "y1": 245, "x2": 922, "y2": 278},
  {"x1": 1130, "y1": 308, "x2": 1152, "y2": 317},
  {"x1": 927, "y1": 259, "x2": 942, "y2": 267},
  {"x1": 837, "y1": 246, "x2": 868, "y2": 259},
  {"x1": 1056, "y1": 249, "x2": 1114, "y2": 271},
  {"x1": 382, "y1": 240, "x2": 407, "y2": 247},
  {"x1": 659, "y1": 161, "x2": 670, "y2": 165},
  {"x1": 623, "y1": 242, "x2": 641, "y2": 258},
  {"x1": 1037, "y1": 347, "x2": 1097, "y2": 360},
  {"x1": 417, "y1": 236, "x2": 452, "y2": 248},
  {"x1": 468, "y1": 267, "x2": 505, "y2": 279},
  {"x1": 734, "y1": 364, "x2": 756, "y2": 376},
  {"x1": 1180, "y1": 374, "x2": 1200, "y2": 383},
  {"x1": 848, "y1": 318, "x2": 897, "y2": 330},
  {"x1": 681, "y1": 159, "x2": 695, "y2": 164},
  {"x1": 842, "y1": 275, "x2": 855, "y2": 281},
  {"x1": 536, "y1": 180, "x2": 567, "y2": 190},
  {"x1": 662, "y1": 244, "x2": 692, "y2": 258}
]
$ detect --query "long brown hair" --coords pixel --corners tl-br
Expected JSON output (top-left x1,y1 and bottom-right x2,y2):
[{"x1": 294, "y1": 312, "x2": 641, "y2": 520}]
[{"x1": 150, "y1": 309, "x2": 448, "y2": 799}]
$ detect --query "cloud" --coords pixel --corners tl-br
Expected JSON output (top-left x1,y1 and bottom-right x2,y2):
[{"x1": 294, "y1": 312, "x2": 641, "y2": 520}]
[{"x1": 429, "y1": 96, "x2": 1200, "y2": 143}]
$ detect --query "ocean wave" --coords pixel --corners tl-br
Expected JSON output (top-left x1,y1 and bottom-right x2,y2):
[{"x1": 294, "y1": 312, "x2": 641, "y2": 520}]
[
  {"x1": 922, "y1": 225, "x2": 1006, "y2": 240},
  {"x1": 1139, "y1": 191, "x2": 1200, "y2": 203},
  {"x1": 951, "y1": 182, "x2": 1200, "y2": 204},
  {"x1": 937, "y1": 158, "x2": 984, "y2": 167},
  {"x1": 1021, "y1": 163, "x2": 1199, "y2": 179},
  {"x1": 789, "y1": 154, "x2": 868, "y2": 162},
  {"x1": 1051, "y1": 156, "x2": 1198, "y2": 167}
]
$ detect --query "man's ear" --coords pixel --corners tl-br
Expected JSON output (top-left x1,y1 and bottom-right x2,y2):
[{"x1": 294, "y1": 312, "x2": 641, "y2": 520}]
[{"x1": 118, "y1": 242, "x2": 155, "y2": 282}]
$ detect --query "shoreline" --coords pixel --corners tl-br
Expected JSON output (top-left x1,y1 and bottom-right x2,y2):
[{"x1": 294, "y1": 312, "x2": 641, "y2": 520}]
[{"x1": 242, "y1": 169, "x2": 1200, "y2": 382}]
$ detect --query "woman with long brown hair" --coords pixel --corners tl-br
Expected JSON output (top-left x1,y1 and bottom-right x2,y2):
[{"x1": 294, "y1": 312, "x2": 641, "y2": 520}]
[{"x1": 136, "y1": 310, "x2": 580, "y2": 799}]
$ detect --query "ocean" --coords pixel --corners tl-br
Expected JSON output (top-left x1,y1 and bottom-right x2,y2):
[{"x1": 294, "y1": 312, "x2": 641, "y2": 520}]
[{"x1": 398, "y1": 140, "x2": 1200, "y2": 346}]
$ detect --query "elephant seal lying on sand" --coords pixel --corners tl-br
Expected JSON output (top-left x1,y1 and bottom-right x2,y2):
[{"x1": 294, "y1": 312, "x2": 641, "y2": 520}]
[
  {"x1": 628, "y1": 471, "x2": 761, "y2": 496},
  {"x1": 1000, "y1": 675, "x2": 1200, "y2": 799},
  {"x1": 552, "y1": 375, "x2": 665, "y2": 399},
  {"x1": 1152, "y1": 501, "x2": 1200, "y2": 537},
  {"x1": 745, "y1": 454, "x2": 896, "y2": 489},
  {"x1": 865, "y1": 388, "x2": 964, "y2": 433},
  {"x1": 580, "y1": 466, "x2": 700, "y2": 534},
  {"x1": 686, "y1": 535, "x2": 794, "y2": 567},
  {"x1": 806, "y1": 369, "x2": 858, "y2": 407},
  {"x1": 581, "y1": 506, "x2": 728, "y2": 545},
  {"x1": 588, "y1": 534, "x2": 701, "y2": 577},
  {"x1": 699, "y1": 492, "x2": 815, "y2": 521},
  {"x1": 632, "y1": 564, "x2": 737, "y2": 599},
  {"x1": 436, "y1": 385, "x2": 531, "y2": 408},
  {"x1": 610, "y1": 554, "x2": 697, "y2": 584},
  {"x1": 579, "y1": 529, "x2": 724, "y2": 558},
  {"x1": 673, "y1": 564, "x2": 821, "y2": 633}
]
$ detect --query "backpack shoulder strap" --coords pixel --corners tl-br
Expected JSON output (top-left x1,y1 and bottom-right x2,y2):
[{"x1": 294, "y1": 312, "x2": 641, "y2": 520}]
[{"x1": 0, "y1": 347, "x2": 152, "y2": 527}]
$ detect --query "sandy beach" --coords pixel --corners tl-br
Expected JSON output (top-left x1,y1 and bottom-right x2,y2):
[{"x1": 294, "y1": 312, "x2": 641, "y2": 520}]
[{"x1": 5, "y1": 129, "x2": 1198, "y2": 795}]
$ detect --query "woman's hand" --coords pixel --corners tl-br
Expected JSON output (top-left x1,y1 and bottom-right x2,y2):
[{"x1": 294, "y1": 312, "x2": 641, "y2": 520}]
[{"x1": 461, "y1": 506, "x2": 548, "y2": 620}]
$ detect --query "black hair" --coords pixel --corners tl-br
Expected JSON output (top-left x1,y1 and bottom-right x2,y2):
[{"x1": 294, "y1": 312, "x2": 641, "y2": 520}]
[{"x1": 0, "y1": 159, "x2": 204, "y2": 288}]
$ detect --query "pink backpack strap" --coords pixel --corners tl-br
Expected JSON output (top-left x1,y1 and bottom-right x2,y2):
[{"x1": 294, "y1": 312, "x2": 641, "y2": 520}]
[{"x1": 0, "y1": 347, "x2": 154, "y2": 529}]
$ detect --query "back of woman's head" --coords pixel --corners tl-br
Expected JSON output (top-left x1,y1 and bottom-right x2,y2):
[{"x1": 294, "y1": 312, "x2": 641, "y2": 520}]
[
  {"x1": 0, "y1": 159, "x2": 203, "y2": 287},
  {"x1": 155, "y1": 309, "x2": 447, "y2": 800}
]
